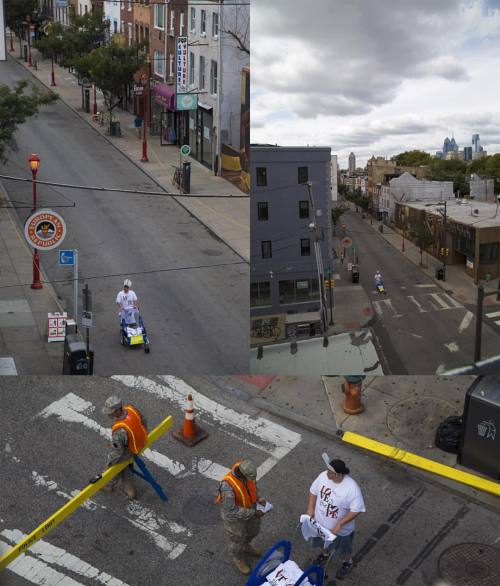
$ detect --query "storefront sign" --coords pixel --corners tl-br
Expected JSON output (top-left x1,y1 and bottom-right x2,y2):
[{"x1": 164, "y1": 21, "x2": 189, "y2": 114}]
[
  {"x1": 133, "y1": 84, "x2": 144, "y2": 96},
  {"x1": 55, "y1": 0, "x2": 69, "y2": 7},
  {"x1": 176, "y1": 93, "x2": 198, "y2": 111},
  {"x1": 176, "y1": 36, "x2": 188, "y2": 93},
  {"x1": 24, "y1": 210, "x2": 67, "y2": 251}
]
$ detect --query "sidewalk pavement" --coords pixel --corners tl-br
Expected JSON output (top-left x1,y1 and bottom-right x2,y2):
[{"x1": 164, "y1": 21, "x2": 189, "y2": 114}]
[
  {"x1": 13, "y1": 48, "x2": 249, "y2": 262},
  {"x1": 220, "y1": 375, "x2": 499, "y2": 507},
  {"x1": 353, "y1": 207, "x2": 498, "y2": 307},
  {"x1": 0, "y1": 184, "x2": 62, "y2": 374}
]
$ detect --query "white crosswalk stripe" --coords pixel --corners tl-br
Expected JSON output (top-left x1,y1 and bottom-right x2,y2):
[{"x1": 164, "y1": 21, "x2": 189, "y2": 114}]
[
  {"x1": 373, "y1": 291, "x2": 464, "y2": 319},
  {"x1": 407, "y1": 295, "x2": 427, "y2": 313},
  {"x1": 424, "y1": 293, "x2": 462, "y2": 310},
  {"x1": 485, "y1": 310, "x2": 500, "y2": 326},
  {"x1": 372, "y1": 299, "x2": 403, "y2": 318}
]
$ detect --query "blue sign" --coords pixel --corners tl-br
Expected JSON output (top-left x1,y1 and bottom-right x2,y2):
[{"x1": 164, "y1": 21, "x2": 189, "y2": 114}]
[{"x1": 58, "y1": 250, "x2": 75, "y2": 266}]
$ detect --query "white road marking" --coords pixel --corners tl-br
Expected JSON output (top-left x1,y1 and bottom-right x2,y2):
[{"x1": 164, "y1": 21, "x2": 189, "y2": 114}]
[
  {"x1": 372, "y1": 299, "x2": 403, "y2": 318},
  {"x1": 425, "y1": 293, "x2": 462, "y2": 310},
  {"x1": 29, "y1": 469, "x2": 189, "y2": 557},
  {"x1": 415, "y1": 284, "x2": 436, "y2": 288},
  {"x1": 444, "y1": 342, "x2": 460, "y2": 352},
  {"x1": 407, "y1": 295, "x2": 427, "y2": 313},
  {"x1": 458, "y1": 311, "x2": 474, "y2": 333},
  {"x1": 1, "y1": 529, "x2": 129, "y2": 584},
  {"x1": 485, "y1": 310, "x2": 500, "y2": 319},
  {"x1": 495, "y1": 320, "x2": 500, "y2": 326},
  {"x1": 114, "y1": 376, "x2": 303, "y2": 481},
  {"x1": 435, "y1": 364, "x2": 447, "y2": 374}
]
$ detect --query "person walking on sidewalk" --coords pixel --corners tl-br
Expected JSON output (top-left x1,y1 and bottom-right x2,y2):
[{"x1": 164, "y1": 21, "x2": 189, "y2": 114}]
[
  {"x1": 102, "y1": 396, "x2": 148, "y2": 500},
  {"x1": 134, "y1": 114, "x2": 143, "y2": 139},
  {"x1": 216, "y1": 459, "x2": 268, "y2": 576},
  {"x1": 306, "y1": 457, "x2": 365, "y2": 579}
]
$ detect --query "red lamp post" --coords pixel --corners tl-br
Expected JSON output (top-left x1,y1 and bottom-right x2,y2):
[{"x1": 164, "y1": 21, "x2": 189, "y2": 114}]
[
  {"x1": 50, "y1": 55, "x2": 56, "y2": 86},
  {"x1": 26, "y1": 16, "x2": 33, "y2": 67},
  {"x1": 140, "y1": 71, "x2": 149, "y2": 163},
  {"x1": 29, "y1": 154, "x2": 43, "y2": 290}
]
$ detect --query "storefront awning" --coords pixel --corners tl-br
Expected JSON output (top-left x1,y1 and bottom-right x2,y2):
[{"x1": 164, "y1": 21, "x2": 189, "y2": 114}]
[{"x1": 154, "y1": 84, "x2": 176, "y2": 110}]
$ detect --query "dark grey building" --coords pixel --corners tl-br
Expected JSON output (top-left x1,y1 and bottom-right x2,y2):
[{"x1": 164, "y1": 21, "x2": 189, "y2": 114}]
[{"x1": 250, "y1": 145, "x2": 333, "y2": 319}]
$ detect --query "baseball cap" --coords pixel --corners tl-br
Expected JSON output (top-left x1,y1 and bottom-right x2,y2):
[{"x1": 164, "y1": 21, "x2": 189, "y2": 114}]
[
  {"x1": 103, "y1": 396, "x2": 122, "y2": 415},
  {"x1": 123, "y1": 279, "x2": 132, "y2": 288},
  {"x1": 238, "y1": 459, "x2": 257, "y2": 480},
  {"x1": 322, "y1": 452, "x2": 349, "y2": 474}
]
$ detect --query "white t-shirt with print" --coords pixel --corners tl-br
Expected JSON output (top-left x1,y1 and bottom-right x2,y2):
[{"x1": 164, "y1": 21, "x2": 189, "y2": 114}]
[
  {"x1": 116, "y1": 289, "x2": 138, "y2": 310},
  {"x1": 310, "y1": 471, "x2": 365, "y2": 536}
]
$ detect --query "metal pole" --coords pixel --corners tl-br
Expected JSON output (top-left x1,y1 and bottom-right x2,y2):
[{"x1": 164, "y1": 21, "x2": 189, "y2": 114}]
[
  {"x1": 73, "y1": 250, "x2": 78, "y2": 326},
  {"x1": 51, "y1": 55, "x2": 56, "y2": 86},
  {"x1": 474, "y1": 285, "x2": 484, "y2": 363},
  {"x1": 93, "y1": 84, "x2": 97, "y2": 116},
  {"x1": 329, "y1": 281, "x2": 334, "y2": 326},
  {"x1": 141, "y1": 69, "x2": 149, "y2": 162},
  {"x1": 442, "y1": 200, "x2": 447, "y2": 281},
  {"x1": 30, "y1": 166, "x2": 42, "y2": 290}
]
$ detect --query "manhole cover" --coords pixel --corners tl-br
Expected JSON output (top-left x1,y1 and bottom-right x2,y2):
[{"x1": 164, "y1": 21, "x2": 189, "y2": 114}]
[
  {"x1": 438, "y1": 543, "x2": 500, "y2": 585},
  {"x1": 387, "y1": 396, "x2": 456, "y2": 449},
  {"x1": 182, "y1": 494, "x2": 220, "y2": 526}
]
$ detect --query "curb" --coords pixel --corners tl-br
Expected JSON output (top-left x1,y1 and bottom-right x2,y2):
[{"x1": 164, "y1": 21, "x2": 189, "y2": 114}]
[
  {"x1": 11, "y1": 54, "x2": 249, "y2": 265},
  {"x1": 250, "y1": 394, "x2": 500, "y2": 499}
]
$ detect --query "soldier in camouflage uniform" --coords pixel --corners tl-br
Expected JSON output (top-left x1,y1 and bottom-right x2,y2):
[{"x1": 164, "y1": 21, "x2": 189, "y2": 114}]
[
  {"x1": 102, "y1": 396, "x2": 148, "y2": 500},
  {"x1": 217, "y1": 459, "x2": 266, "y2": 575}
]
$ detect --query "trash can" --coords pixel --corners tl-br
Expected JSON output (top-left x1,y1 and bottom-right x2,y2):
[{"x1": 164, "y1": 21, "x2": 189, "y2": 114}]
[
  {"x1": 352, "y1": 269, "x2": 359, "y2": 283},
  {"x1": 435, "y1": 267, "x2": 444, "y2": 280},
  {"x1": 62, "y1": 333, "x2": 94, "y2": 375},
  {"x1": 84, "y1": 88, "x2": 90, "y2": 114},
  {"x1": 110, "y1": 121, "x2": 121, "y2": 137},
  {"x1": 182, "y1": 161, "x2": 191, "y2": 194},
  {"x1": 457, "y1": 376, "x2": 500, "y2": 479},
  {"x1": 23, "y1": 45, "x2": 28, "y2": 62}
]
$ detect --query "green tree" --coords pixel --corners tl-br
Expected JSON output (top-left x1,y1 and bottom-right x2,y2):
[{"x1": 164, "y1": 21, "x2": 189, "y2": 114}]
[
  {"x1": 4, "y1": 0, "x2": 38, "y2": 57},
  {"x1": 394, "y1": 150, "x2": 433, "y2": 167},
  {"x1": 0, "y1": 80, "x2": 58, "y2": 161},
  {"x1": 58, "y1": 9, "x2": 109, "y2": 68},
  {"x1": 34, "y1": 22, "x2": 66, "y2": 85},
  {"x1": 74, "y1": 43, "x2": 144, "y2": 134},
  {"x1": 331, "y1": 204, "x2": 348, "y2": 233},
  {"x1": 427, "y1": 158, "x2": 468, "y2": 195}
]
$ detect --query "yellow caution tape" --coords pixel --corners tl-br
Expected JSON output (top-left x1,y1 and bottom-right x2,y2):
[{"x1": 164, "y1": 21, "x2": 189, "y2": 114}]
[
  {"x1": 0, "y1": 415, "x2": 173, "y2": 570},
  {"x1": 341, "y1": 431, "x2": 500, "y2": 496}
]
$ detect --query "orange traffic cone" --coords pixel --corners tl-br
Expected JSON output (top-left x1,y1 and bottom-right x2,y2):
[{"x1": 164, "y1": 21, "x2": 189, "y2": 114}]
[{"x1": 172, "y1": 394, "x2": 209, "y2": 446}]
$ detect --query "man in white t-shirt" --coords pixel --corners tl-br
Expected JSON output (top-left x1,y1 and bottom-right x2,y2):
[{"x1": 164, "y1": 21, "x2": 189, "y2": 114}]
[
  {"x1": 306, "y1": 457, "x2": 365, "y2": 579},
  {"x1": 116, "y1": 279, "x2": 138, "y2": 320}
]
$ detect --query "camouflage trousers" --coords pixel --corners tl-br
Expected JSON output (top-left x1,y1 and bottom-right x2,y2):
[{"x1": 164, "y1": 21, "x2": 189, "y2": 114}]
[{"x1": 223, "y1": 516, "x2": 261, "y2": 557}]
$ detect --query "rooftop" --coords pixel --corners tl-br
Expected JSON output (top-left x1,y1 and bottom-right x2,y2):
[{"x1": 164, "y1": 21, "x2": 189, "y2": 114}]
[{"x1": 401, "y1": 199, "x2": 500, "y2": 228}]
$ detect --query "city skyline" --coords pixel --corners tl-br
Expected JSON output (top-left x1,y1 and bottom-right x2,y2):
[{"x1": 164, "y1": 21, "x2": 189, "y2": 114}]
[{"x1": 251, "y1": 0, "x2": 500, "y2": 168}]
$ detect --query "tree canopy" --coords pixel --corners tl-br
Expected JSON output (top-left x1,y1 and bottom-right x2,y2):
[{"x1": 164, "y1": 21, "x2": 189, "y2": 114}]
[
  {"x1": 394, "y1": 150, "x2": 433, "y2": 167},
  {"x1": 0, "y1": 81, "x2": 58, "y2": 161},
  {"x1": 4, "y1": 0, "x2": 38, "y2": 35}
]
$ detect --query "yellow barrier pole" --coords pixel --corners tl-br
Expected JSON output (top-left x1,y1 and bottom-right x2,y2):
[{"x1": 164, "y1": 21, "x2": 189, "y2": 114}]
[
  {"x1": 341, "y1": 431, "x2": 500, "y2": 497},
  {"x1": 0, "y1": 415, "x2": 173, "y2": 571}
]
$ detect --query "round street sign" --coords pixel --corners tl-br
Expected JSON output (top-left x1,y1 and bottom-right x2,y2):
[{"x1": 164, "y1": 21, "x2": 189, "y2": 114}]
[
  {"x1": 180, "y1": 144, "x2": 191, "y2": 157},
  {"x1": 341, "y1": 236, "x2": 353, "y2": 248},
  {"x1": 24, "y1": 209, "x2": 67, "y2": 251}
]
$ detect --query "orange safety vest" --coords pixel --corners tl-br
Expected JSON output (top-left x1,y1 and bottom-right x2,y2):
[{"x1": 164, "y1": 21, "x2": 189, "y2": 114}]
[
  {"x1": 215, "y1": 461, "x2": 257, "y2": 508},
  {"x1": 112, "y1": 404, "x2": 148, "y2": 454}
]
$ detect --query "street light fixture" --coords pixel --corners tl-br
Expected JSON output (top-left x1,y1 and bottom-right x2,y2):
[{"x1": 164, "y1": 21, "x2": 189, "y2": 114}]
[{"x1": 29, "y1": 153, "x2": 42, "y2": 290}]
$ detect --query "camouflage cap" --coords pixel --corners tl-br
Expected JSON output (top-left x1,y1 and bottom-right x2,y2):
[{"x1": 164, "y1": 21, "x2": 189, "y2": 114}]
[
  {"x1": 102, "y1": 396, "x2": 122, "y2": 415},
  {"x1": 238, "y1": 459, "x2": 257, "y2": 480}
]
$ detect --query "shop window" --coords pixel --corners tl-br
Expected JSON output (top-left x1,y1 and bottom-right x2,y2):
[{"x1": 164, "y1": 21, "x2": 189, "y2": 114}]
[
  {"x1": 250, "y1": 282, "x2": 271, "y2": 307},
  {"x1": 279, "y1": 279, "x2": 319, "y2": 304},
  {"x1": 299, "y1": 200, "x2": 309, "y2": 218},
  {"x1": 256, "y1": 167, "x2": 267, "y2": 187},
  {"x1": 480, "y1": 242, "x2": 499, "y2": 263},
  {"x1": 257, "y1": 202, "x2": 268, "y2": 221},
  {"x1": 261, "y1": 241, "x2": 272, "y2": 259}
]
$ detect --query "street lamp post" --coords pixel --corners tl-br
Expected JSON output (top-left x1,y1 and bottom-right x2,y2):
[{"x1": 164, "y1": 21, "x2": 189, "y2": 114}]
[
  {"x1": 50, "y1": 55, "x2": 56, "y2": 86},
  {"x1": 26, "y1": 16, "x2": 33, "y2": 67},
  {"x1": 141, "y1": 69, "x2": 149, "y2": 163},
  {"x1": 29, "y1": 154, "x2": 42, "y2": 290},
  {"x1": 93, "y1": 84, "x2": 97, "y2": 116}
]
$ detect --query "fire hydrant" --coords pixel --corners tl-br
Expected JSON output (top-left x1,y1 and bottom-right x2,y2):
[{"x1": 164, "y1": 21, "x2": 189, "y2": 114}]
[{"x1": 342, "y1": 376, "x2": 365, "y2": 414}]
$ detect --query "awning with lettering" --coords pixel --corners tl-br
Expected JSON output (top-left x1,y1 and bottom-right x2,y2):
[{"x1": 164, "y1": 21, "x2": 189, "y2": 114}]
[{"x1": 154, "y1": 84, "x2": 176, "y2": 110}]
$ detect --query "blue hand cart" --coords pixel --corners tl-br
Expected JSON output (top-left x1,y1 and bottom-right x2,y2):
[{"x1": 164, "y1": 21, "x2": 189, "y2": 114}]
[
  {"x1": 120, "y1": 308, "x2": 150, "y2": 353},
  {"x1": 246, "y1": 540, "x2": 324, "y2": 586}
]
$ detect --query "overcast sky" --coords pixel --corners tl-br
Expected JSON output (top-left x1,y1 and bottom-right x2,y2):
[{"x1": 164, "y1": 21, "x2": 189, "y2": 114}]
[{"x1": 251, "y1": 0, "x2": 500, "y2": 168}]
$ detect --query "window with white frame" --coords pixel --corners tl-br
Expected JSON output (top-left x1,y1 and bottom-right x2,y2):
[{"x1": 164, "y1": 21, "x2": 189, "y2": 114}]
[
  {"x1": 128, "y1": 1, "x2": 132, "y2": 11},
  {"x1": 170, "y1": 10, "x2": 175, "y2": 33},
  {"x1": 169, "y1": 53, "x2": 174, "y2": 79},
  {"x1": 201, "y1": 10, "x2": 206, "y2": 34},
  {"x1": 154, "y1": 4, "x2": 165, "y2": 29},
  {"x1": 212, "y1": 12, "x2": 219, "y2": 37},
  {"x1": 199, "y1": 55, "x2": 205, "y2": 89},
  {"x1": 190, "y1": 7, "x2": 195, "y2": 32},
  {"x1": 179, "y1": 11, "x2": 185, "y2": 36},
  {"x1": 189, "y1": 51, "x2": 195, "y2": 85},
  {"x1": 154, "y1": 51, "x2": 165, "y2": 77},
  {"x1": 210, "y1": 60, "x2": 217, "y2": 94}
]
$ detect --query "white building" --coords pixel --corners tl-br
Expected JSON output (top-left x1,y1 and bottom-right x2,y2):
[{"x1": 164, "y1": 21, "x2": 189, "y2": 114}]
[
  {"x1": 388, "y1": 172, "x2": 454, "y2": 221},
  {"x1": 76, "y1": 1, "x2": 92, "y2": 16},
  {"x1": 187, "y1": 0, "x2": 249, "y2": 172},
  {"x1": 470, "y1": 174, "x2": 495, "y2": 203},
  {"x1": 104, "y1": 1, "x2": 121, "y2": 36}
]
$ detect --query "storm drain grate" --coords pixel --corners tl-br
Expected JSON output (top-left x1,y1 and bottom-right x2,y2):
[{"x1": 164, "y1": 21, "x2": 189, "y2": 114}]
[{"x1": 438, "y1": 543, "x2": 500, "y2": 586}]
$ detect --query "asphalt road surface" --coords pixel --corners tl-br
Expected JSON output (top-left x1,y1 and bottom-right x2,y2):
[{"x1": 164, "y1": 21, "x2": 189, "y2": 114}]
[
  {"x1": 0, "y1": 59, "x2": 247, "y2": 374},
  {"x1": 342, "y1": 211, "x2": 500, "y2": 374},
  {"x1": 1, "y1": 376, "x2": 498, "y2": 586}
]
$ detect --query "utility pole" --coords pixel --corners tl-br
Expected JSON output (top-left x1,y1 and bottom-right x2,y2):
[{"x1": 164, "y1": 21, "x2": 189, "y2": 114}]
[
  {"x1": 82, "y1": 284, "x2": 92, "y2": 371},
  {"x1": 306, "y1": 181, "x2": 328, "y2": 335},
  {"x1": 442, "y1": 199, "x2": 447, "y2": 281}
]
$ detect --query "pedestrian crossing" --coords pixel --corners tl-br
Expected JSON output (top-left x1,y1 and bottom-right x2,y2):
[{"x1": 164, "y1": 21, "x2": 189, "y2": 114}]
[
  {"x1": 485, "y1": 310, "x2": 500, "y2": 327},
  {"x1": 373, "y1": 291, "x2": 463, "y2": 319}
]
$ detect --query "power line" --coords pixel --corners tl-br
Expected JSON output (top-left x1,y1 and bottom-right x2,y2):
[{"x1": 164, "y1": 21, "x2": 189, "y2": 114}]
[
  {"x1": 0, "y1": 260, "x2": 247, "y2": 291},
  {"x1": 0, "y1": 174, "x2": 248, "y2": 198}
]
